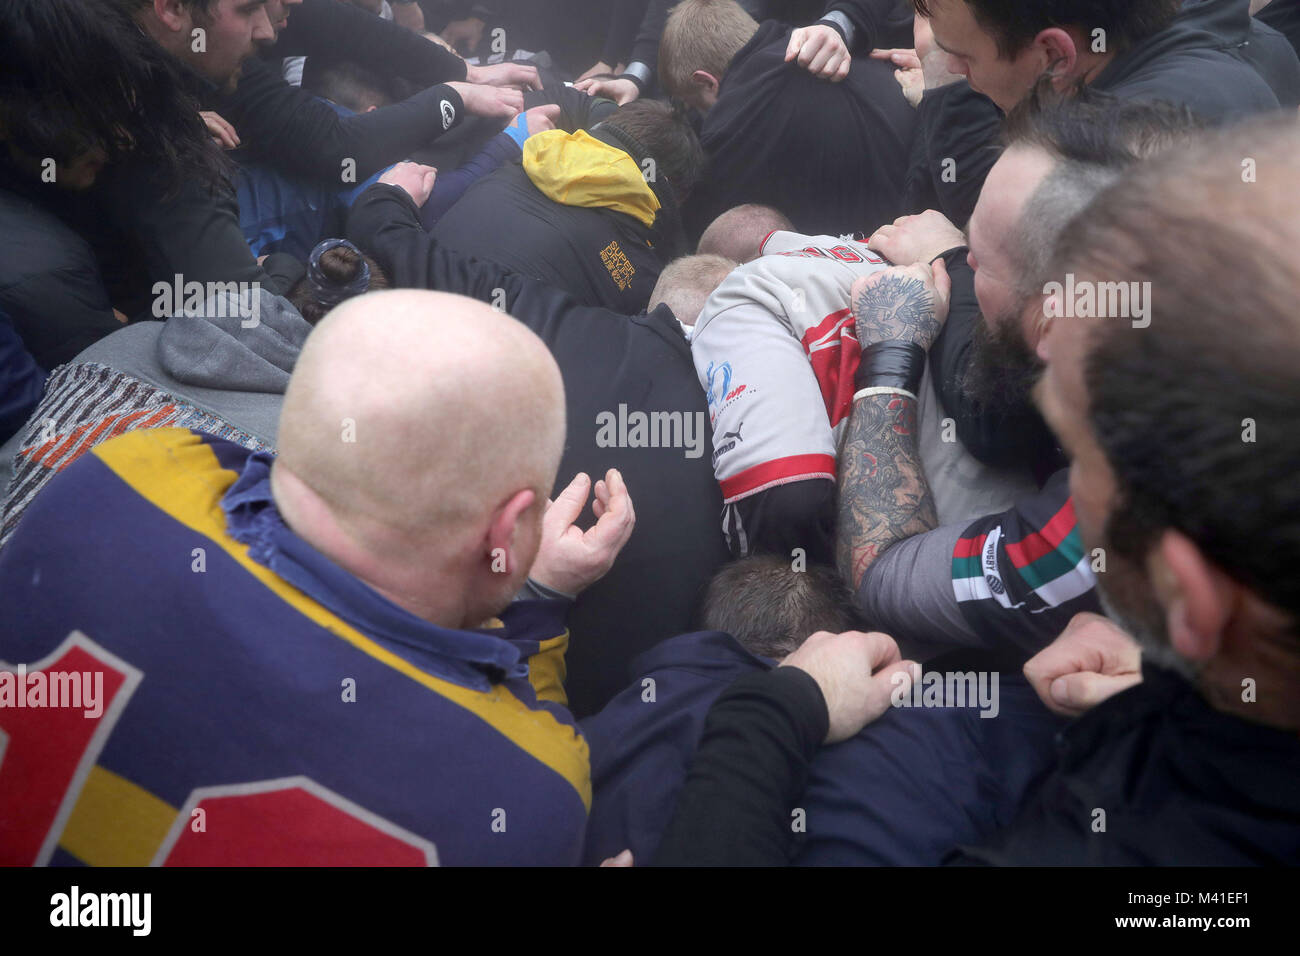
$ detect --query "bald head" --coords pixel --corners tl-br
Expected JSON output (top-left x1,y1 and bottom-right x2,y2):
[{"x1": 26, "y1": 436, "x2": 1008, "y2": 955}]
[
  {"x1": 648, "y1": 254, "x2": 737, "y2": 327},
  {"x1": 276, "y1": 290, "x2": 565, "y2": 546},
  {"x1": 697, "y1": 204, "x2": 794, "y2": 264}
]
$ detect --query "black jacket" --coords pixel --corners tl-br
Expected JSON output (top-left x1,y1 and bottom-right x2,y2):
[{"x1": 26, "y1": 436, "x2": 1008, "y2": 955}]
[
  {"x1": 1258, "y1": 0, "x2": 1300, "y2": 55},
  {"x1": 0, "y1": 170, "x2": 122, "y2": 370},
  {"x1": 1096, "y1": 0, "x2": 1290, "y2": 115},
  {"x1": 213, "y1": 0, "x2": 468, "y2": 186},
  {"x1": 955, "y1": 665, "x2": 1300, "y2": 865},
  {"x1": 685, "y1": 20, "x2": 918, "y2": 242},
  {"x1": 429, "y1": 126, "x2": 686, "y2": 313},
  {"x1": 622, "y1": 0, "x2": 913, "y2": 83},
  {"x1": 348, "y1": 182, "x2": 730, "y2": 715},
  {"x1": 276, "y1": 0, "x2": 466, "y2": 86},
  {"x1": 655, "y1": 662, "x2": 1300, "y2": 865},
  {"x1": 903, "y1": 82, "x2": 1002, "y2": 226},
  {"x1": 1177, "y1": 0, "x2": 1300, "y2": 107}
]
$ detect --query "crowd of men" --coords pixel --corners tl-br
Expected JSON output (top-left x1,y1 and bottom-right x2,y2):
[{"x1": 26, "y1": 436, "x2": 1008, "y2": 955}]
[{"x1": 1, "y1": 0, "x2": 1297, "y2": 867}]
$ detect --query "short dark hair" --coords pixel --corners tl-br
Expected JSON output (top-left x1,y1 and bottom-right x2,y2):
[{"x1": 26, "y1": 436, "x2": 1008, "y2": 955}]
[
  {"x1": 1001, "y1": 84, "x2": 1202, "y2": 301},
  {"x1": 288, "y1": 241, "x2": 390, "y2": 325},
  {"x1": 701, "y1": 556, "x2": 856, "y2": 659},
  {"x1": 603, "y1": 99, "x2": 705, "y2": 197},
  {"x1": 1, "y1": 0, "x2": 226, "y2": 192},
  {"x1": 911, "y1": 0, "x2": 1181, "y2": 59},
  {"x1": 119, "y1": 0, "x2": 223, "y2": 16},
  {"x1": 303, "y1": 60, "x2": 395, "y2": 113},
  {"x1": 1053, "y1": 113, "x2": 1300, "y2": 628}
]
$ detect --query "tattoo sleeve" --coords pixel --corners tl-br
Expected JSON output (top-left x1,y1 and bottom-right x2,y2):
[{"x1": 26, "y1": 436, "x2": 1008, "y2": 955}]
[
  {"x1": 852, "y1": 273, "x2": 941, "y2": 347},
  {"x1": 835, "y1": 393, "x2": 938, "y2": 592}
]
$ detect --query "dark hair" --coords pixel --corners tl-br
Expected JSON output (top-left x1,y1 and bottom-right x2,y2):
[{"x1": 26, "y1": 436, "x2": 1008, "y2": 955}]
[
  {"x1": 0, "y1": 0, "x2": 226, "y2": 193},
  {"x1": 288, "y1": 240, "x2": 390, "y2": 324},
  {"x1": 603, "y1": 100, "x2": 705, "y2": 197},
  {"x1": 302, "y1": 60, "x2": 395, "y2": 113},
  {"x1": 1002, "y1": 82, "x2": 1202, "y2": 166},
  {"x1": 911, "y1": 0, "x2": 1181, "y2": 59},
  {"x1": 701, "y1": 556, "x2": 856, "y2": 659},
  {"x1": 1052, "y1": 113, "x2": 1300, "y2": 627},
  {"x1": 999, "y1": 84, "x2": 1202, "y2": 301},
  {"x1": 119, "y1": 0, "x2": 223, "y2": 15}
]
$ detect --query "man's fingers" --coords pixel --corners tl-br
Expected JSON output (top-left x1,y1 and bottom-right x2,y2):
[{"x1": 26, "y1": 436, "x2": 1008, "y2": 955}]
[
  {"x1": 932, "y1": 256, "x2": 951, "y2": 299},
  {"x1": 547, "y1": 473, "x2": 591, "y2": 530},
  {"x1": 808, "y1": 43, "x2": 837, "y2": 76},
  {"x1": 515, "y1": 65, "x2": 543, "y2": 90},
  {"x1": 866, "y1": 226, "x2": 895, "y2": 257},
  {"x1": 589, "y1": 469, "x2": 634, "y2": 547},
  {"x1": 864, "y1": 631, "x2": 902, "y2": 671},
  {"x1": 872, "y1": 658, "x2": 918, "y2": 692},
  {"x1": 1049, "y1": 671, "x2": 1143, "y2": 715}
]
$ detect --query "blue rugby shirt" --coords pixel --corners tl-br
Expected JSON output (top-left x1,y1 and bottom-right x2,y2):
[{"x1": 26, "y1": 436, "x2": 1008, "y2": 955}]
[{"x1": 0, "y1": 427, "x2": 589, "y2": 866}]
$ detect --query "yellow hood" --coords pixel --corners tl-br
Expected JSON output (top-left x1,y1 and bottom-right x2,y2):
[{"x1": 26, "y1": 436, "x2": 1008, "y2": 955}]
[{"x1": 522, "y1": 128, "x2": 661, "y2": 228}]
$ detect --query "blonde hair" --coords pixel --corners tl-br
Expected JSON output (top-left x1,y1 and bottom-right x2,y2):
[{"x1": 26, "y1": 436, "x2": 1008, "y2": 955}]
[{"x1": 659, "y1": 0, "x2": 758, "y2": 99}]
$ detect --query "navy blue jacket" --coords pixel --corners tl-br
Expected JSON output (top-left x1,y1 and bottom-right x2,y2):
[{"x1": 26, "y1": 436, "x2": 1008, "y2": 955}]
[{"x1": 581, "y1": 630, "x2": 1065, "y2": 865}]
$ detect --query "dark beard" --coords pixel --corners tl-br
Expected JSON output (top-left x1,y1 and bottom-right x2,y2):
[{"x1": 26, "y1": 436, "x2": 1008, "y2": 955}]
[
  {"x1": 962, "y1": 310, "x2": 1043, "y2": 416},
  {"x1": 1096, "y1": 512, "x2": 1203, "y2": 682}
]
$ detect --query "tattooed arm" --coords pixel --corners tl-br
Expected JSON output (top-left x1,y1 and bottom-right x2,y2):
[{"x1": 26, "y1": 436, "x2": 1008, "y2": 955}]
[{"x1": 836, "y1": 263, "x2": 949, "y2": 590}]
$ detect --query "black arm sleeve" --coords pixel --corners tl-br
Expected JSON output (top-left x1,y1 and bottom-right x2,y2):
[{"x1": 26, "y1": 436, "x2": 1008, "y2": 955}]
[
  {"x1": 652, "y1": 667, "x2": 828, "y2": 866},
  {"x1": 96, "y1": 161, "x2": 265, "y2": 319},
  {"x1": 825, "y1": 0, "x2": 914, "y2": 50},
  {"x1": 348, "y1": 181, "x2": 539, "y2": 309},
  {"x1": 904, "y1": 81, "x2": 1002, "y2": 226},
  {"x1": 729, "y1": 479, "x2": 836, "y2": 565},
  {"x1": 275, "y1": 0, "x2": 467, "y2": 85},
  {"x1": 348, "y1": 181, "x2": 635, "y2": 342},
  {"x1": 928, "y1": 248, "x2": 1062, "y2": 475},
  {"x1": 627, "y1": 0, "x2": 674, "y2": 77},
  {"x1": 927, "y1": 245, "x2": 977, "y2": 414},
  {"x1": 219, "y1": 58, "x2": 465, "y2": 185}
]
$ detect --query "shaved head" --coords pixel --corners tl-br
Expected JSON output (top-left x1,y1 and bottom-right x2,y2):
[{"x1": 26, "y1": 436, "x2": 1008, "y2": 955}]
[
  {"x1": 648, "y1": 254, "x2": 738, "y2": 327},
  {"x1": 698, "y1": 204, "x2": 795, "y2": 263},
  {"x1": 271, "y1": 290, "x2": 566, "y2": 626}
]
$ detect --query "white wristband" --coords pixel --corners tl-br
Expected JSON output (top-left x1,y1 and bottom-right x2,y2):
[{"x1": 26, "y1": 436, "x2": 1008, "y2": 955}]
[{"x1": 853, "y1": 385, "x2": 917, "y2": 403}]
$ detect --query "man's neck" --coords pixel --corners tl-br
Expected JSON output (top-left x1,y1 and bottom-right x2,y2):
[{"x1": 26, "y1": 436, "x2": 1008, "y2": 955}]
[
  {"x1": 268, "y1": 463, "x2": 473, "y2": 631},
  {"x1": 1074, "y1": 48, "x2": 1118, "y2": 88}
]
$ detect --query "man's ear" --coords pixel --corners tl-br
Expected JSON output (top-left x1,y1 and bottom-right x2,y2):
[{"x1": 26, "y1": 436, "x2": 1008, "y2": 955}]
[
  {"x1": 484, "y1": 488, "x2": 537, "y2": 576},
  {"x1": 1037, "y1": 27, "x2": 1081, "y2": 77},
  {"x1": 154, "y1": 0, "x2": 190, "y2": 33},
  {"x1": 1150, "y1": 529, "x2": 1237, "y2": 662},
  {"x1": 690, "y1": 70, "x2": 720, "y2": 97}
]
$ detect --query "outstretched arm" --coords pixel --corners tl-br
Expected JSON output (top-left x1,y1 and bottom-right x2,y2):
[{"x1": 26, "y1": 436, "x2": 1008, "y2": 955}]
[{"x1": 836, "y1": 263, "x2": 949, "y2": 590}]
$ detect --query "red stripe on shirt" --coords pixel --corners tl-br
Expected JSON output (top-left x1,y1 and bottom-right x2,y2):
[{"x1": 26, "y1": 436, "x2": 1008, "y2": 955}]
[
  {"x1": 954, "y1": 533, "x2": 986, "y2": 560},
  {"x1": 719, "y1": 453, "x2": 836, "y2": 502},
  {"x1": 1003, "y1": 498, "x2": 1077, "y2": 568}
]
